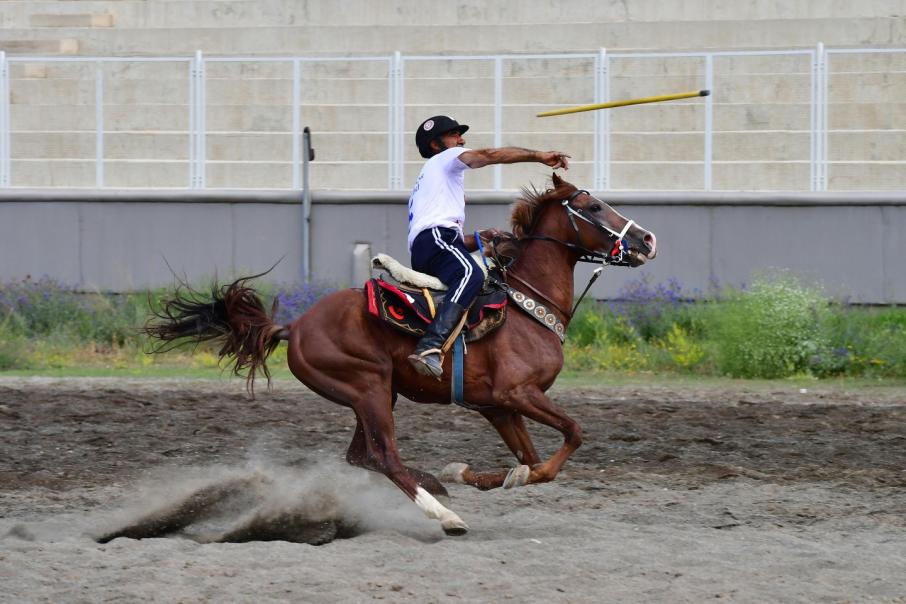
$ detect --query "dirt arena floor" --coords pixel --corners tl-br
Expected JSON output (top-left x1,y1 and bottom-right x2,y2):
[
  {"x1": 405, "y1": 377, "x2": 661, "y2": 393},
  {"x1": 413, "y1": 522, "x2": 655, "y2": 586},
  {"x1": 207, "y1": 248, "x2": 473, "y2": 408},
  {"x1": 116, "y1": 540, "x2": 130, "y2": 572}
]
[{"x1": 1, "y1": 376, "x2": 905, "y2": 603}]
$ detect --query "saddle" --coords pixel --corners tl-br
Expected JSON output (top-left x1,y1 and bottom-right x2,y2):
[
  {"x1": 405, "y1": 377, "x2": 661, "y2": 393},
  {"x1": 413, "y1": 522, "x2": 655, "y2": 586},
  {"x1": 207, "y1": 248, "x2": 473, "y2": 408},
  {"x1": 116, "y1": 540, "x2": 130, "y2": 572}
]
[{"x1": 365, "y1": 253, "x2": 508, "y2": 343}]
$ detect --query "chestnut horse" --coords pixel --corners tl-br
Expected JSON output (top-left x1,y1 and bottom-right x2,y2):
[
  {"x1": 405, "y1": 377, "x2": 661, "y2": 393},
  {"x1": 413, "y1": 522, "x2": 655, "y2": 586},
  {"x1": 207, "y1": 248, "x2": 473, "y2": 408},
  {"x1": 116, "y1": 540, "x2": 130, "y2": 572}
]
[{"x1": 145, "y1": 173, "x2": 657, "y2": 535}]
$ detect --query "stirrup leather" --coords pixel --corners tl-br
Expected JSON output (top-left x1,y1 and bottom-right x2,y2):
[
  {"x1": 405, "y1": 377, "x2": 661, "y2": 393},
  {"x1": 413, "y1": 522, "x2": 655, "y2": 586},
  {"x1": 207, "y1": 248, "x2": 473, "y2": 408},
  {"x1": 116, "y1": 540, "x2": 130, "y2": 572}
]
[
  {"x1": 409, "y1": 310, "x2": 467, "y2": 380},
  {"x1": 441, "y1": 311, "x2": 469, "y2": 354}
]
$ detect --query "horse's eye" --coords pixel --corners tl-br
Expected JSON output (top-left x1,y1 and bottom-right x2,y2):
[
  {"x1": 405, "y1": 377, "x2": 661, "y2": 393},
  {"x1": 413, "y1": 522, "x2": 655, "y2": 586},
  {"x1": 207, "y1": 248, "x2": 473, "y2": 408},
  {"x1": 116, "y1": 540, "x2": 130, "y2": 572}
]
[{"x1": 590, "y1": 204, "x2": 602, "y2": 212}]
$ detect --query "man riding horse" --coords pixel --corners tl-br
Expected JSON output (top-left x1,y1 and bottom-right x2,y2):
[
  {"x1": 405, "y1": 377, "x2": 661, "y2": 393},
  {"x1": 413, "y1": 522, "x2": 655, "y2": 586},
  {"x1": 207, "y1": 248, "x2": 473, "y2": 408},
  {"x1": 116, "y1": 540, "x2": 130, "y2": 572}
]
[
  {"x1": 141, "y1": 125, "x2": 658, "y2": 536},
  {"x1": 407, "y1": 115, "x2": 572, "y2": 378}
]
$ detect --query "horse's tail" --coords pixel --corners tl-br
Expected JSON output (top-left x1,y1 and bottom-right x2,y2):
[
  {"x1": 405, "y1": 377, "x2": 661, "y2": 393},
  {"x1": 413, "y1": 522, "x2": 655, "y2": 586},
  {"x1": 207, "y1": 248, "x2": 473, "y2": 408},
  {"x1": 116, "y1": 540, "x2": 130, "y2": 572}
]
[{"x1": 143, "y1": 275, "x2": 289, "y2": 394}]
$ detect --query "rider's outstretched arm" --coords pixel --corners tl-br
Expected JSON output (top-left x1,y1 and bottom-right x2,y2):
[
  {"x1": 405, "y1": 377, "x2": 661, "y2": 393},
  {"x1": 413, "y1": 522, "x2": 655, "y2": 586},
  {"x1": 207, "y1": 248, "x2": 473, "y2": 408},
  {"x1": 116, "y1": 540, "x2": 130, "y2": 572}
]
[{"x1": 459, "y1": 147, "x2": 570, "y2": 170}]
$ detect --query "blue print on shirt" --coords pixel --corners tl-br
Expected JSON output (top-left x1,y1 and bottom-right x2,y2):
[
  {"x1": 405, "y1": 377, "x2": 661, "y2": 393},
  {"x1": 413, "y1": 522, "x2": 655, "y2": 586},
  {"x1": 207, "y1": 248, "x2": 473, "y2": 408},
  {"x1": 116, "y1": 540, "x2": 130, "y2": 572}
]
[{"x1": 408, "y1": 173, "x2": 423, "y2": 225}]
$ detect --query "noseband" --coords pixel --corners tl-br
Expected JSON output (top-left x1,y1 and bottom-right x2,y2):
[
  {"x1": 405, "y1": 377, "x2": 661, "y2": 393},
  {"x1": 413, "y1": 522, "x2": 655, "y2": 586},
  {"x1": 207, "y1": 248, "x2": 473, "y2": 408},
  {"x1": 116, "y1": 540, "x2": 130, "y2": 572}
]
[{"x1": 561, "y1": 189, "x2": 635, "y2": 264}]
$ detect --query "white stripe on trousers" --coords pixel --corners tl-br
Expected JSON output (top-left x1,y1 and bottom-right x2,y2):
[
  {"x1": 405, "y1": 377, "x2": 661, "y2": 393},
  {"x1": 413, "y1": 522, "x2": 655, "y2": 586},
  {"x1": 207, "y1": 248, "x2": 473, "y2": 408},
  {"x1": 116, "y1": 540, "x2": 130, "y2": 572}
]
[{"x1": 431, "y1": 227, "x2": 473, "y2": 304}]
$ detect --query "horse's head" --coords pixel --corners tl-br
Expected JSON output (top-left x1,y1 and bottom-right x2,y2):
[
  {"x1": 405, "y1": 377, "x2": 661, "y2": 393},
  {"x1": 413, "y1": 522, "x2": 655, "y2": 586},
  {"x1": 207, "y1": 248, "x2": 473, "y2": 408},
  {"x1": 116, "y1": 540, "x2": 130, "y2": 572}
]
[{"x1": 510, "y1": 173, "x2": 657, "y2": 267}]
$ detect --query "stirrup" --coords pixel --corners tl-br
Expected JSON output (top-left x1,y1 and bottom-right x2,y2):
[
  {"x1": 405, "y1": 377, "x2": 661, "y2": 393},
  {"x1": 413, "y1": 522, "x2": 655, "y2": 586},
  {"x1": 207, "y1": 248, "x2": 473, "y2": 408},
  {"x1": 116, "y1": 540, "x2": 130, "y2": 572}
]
[{"x1": 408, "y1": 348, "x2": 444, "y2": 379}]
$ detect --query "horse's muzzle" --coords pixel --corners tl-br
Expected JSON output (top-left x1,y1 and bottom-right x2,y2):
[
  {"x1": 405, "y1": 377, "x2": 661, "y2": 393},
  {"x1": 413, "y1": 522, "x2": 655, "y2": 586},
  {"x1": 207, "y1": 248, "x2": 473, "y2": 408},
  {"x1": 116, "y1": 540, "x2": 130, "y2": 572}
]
[
  {"x1": 623, "y1": 231, "x2": 657, "y2": 267},
  {"x1": 643, "y1": 232, "x2": 657, "y2": 259}
]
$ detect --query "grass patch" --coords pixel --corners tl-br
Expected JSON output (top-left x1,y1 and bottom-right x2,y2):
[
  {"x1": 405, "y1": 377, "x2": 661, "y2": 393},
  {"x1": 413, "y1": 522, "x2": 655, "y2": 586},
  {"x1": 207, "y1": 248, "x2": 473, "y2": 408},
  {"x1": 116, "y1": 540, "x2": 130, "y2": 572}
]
[
  {"x1": 2, "y1": 273, "x2": 904, "y2": 382},
  {"x1": 564, "y1": 272, "x2": 906, "y2": 380}
]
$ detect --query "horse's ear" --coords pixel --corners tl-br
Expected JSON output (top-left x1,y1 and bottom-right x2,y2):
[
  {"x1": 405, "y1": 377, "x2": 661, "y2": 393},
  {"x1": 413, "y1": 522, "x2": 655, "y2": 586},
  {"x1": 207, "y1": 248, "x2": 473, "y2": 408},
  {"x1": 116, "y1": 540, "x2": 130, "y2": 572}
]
[{"x1": 552, "y1": 172, "x2": 563, "y2": 187}]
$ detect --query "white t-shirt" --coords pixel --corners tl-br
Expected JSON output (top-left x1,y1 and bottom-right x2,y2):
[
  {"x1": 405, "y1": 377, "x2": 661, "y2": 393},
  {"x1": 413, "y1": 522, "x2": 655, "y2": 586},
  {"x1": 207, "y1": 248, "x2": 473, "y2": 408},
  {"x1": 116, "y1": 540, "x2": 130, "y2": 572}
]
[{"x1": 407, "y1": 147, "x2": 471, "y2": 250}]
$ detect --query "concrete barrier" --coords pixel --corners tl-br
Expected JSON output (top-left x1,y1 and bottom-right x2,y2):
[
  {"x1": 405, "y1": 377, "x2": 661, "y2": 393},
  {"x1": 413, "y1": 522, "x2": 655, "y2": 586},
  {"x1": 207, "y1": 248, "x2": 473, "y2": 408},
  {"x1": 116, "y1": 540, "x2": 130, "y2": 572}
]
[{"x1": 1, "y1": 189, "x2": 903, "y2": 303}]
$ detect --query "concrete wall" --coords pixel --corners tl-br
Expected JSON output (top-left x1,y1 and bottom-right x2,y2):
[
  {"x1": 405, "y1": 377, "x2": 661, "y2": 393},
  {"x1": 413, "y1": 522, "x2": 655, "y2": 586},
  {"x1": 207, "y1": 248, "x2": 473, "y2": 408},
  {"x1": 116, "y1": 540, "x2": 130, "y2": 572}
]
[
  {"x1": 2, "y1": 1, "x2": 905, "y2": 55},
  {"x1": 2, "y1": 190, "x2": 903, "y2": 304},
  {"x1": 0, "y1": 191, "x2": 305, "y2": 290}
]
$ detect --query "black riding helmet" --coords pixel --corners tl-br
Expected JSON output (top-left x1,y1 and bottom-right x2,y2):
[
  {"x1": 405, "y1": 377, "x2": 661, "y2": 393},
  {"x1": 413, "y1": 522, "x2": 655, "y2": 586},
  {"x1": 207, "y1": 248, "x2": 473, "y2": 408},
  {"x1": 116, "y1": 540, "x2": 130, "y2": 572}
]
[{"x1": 415, "y1": 115, "x2": 470, "y2": 159}]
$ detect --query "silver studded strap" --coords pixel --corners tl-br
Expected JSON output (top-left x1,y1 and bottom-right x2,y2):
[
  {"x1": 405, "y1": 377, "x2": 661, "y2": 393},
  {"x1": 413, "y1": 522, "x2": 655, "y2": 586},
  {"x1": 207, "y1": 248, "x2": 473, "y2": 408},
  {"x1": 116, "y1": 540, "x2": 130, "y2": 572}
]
[{"x1": 508, "y1": 289, "x2": 566, "y2": 343}]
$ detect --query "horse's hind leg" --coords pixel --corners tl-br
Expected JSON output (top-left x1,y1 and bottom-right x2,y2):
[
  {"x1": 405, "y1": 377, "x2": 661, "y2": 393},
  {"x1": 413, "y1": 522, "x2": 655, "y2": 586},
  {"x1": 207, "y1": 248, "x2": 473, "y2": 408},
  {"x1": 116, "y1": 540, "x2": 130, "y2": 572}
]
[
  {"x1": 286, "y1": 310, "x2": 465, "y2": 534},
  {"x1": 351, "y1": 396, "x2": 468, "y2": 535},
  {"x1": 345, "y1": 416, "x2": 449, "y2": 498}
]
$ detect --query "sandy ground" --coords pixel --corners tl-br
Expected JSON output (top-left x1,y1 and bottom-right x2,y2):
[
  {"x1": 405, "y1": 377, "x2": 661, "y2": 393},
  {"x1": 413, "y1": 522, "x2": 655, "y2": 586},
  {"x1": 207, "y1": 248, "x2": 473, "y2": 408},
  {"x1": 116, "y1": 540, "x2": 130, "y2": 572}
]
[{"x1": 1, "y1": 376, "x2": 905, "y2": 603}]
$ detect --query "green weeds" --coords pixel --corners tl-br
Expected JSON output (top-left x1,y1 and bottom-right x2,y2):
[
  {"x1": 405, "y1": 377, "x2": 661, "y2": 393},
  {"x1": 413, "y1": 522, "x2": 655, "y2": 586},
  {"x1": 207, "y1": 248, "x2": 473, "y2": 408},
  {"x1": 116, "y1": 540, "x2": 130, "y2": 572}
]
[
  {"x1": 566, "y1": 272, "x2": 906, "y2": 379},
  {"x1": 1, "y1": 273, "x2": 904, "y2": 380},
  {"x1": 0, "y1": 276, "x2": 336, "y2": 372}
]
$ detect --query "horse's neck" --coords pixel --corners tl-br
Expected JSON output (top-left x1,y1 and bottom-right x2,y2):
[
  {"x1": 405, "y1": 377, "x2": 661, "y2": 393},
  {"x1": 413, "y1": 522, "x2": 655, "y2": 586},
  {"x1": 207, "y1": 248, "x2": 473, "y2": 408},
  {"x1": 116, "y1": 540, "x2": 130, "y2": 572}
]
[{"x1": 511, "y1": 231, "x2": 577, "y2": 322}]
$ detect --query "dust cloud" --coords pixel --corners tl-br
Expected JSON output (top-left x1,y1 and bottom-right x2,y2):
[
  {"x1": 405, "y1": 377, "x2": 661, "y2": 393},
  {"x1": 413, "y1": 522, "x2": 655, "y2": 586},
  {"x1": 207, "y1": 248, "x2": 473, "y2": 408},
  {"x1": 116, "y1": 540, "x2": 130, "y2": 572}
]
[{"x1": 90, "y1": 460, "x2": 439, "y2": 545}]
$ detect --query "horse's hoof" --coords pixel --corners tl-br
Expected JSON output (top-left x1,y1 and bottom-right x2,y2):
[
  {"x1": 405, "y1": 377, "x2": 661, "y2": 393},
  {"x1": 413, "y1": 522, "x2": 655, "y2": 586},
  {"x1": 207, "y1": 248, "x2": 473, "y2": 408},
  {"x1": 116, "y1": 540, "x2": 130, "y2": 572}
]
[
  {"x1": 414, "y1": 486, "x2": 468, "y2": 536},
  {"x1": 503, "y1": 465, "x2": 531, "y2": 489},
  {"x1": 441, "y1": 516, "x2": 469, "y2": 536},
  {"x1": 439, "y1": 462, "x2": 469, "y2": 484}
]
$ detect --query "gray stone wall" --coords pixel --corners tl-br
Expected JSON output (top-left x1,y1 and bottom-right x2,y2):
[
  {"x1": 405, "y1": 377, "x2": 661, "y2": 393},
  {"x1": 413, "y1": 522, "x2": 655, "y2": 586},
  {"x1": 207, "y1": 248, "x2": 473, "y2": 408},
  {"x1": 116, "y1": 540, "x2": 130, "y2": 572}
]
[{"x1": 2, "y1": 191, "x2": 903, "y2": 303}]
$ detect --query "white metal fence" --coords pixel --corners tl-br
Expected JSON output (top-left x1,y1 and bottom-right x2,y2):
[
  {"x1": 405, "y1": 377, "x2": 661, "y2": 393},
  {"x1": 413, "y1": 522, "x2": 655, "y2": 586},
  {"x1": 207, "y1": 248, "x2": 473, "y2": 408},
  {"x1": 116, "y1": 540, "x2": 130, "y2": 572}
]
[{"x1": 0, "y1": 45, "x2": 903, "y2": 191}]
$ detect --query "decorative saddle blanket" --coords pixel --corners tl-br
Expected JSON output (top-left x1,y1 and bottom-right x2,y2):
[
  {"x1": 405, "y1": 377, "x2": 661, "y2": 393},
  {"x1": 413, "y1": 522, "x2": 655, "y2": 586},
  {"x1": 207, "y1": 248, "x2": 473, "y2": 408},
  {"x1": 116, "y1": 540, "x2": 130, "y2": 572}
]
[{"x1": 366, "y1": 254, "x2": 507, "y2": 343}]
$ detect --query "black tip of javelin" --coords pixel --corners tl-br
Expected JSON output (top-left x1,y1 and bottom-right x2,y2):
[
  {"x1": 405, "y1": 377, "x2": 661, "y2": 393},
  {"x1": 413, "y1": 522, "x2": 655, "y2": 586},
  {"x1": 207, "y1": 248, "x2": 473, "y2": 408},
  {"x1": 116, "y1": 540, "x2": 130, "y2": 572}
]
[{"x1": 700, "y1": 89, "x2": 711, "y2": 97}]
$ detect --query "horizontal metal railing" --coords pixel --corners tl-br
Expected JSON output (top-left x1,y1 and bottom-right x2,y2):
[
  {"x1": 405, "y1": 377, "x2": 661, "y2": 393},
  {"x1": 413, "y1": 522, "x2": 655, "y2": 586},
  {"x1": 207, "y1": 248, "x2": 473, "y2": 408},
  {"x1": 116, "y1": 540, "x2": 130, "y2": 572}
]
[{"x1": 0, "y1": 45, "x2": 903, "y2": 191}]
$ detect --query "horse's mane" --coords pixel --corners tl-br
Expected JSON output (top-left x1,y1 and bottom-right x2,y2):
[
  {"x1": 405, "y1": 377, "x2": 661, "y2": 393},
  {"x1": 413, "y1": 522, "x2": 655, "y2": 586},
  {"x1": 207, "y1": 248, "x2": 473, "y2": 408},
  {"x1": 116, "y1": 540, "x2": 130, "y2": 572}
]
[
  {"x1": 510, "y1": 178, "x2": 575, "y2": 238},
  {"x1": 493, "y1": 175, "x2": 575, "y2": 260}
]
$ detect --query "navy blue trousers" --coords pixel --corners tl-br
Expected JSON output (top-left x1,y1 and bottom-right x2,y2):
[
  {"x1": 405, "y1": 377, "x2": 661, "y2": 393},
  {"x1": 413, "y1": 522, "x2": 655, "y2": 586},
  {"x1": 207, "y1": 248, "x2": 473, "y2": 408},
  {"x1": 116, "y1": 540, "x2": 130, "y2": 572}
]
[{"x1": 410, "y1": 227, "x2": 484, "y2": 308}]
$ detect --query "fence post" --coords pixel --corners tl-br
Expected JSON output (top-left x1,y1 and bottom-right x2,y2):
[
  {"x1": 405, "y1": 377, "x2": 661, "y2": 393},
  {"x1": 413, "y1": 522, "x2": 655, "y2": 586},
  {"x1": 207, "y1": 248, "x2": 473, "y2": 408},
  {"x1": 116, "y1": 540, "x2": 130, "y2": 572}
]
[
  {"x1": 594, "y1": 48, "x2": 608, "y2": 191},
  {"x1": 0, "y1": 51, "x2": 9, "y2": 187},
  {"x1": 187, "y1": 56, "x2": 195, "y2": 187},
  {"x1": 494, "y1": 57, "x2": 503, "y2": 190},
  {"x1": 386, "y1": 56, "x2": 394, "y2": 190},
  {"x1": 817, "y1": 42, "x2": 827, "y2": 191},
  {"x1": 810, "y1": 44, "x2": 819, "y2": 192},
  {"x1": 95, "y1": 61, "x2": 105, "y2": 187},
  {"x1": 292, "y1": 58, "x2": 301, "y2": 190},
  {"x1": 388, "y1": 51, "x2": 404, "y2": 190},
  {"x1": 703, "y1": 54, "x2": 713, "y2": 191},
  {"x1": 302, "y1": 127, "x2": 315, "y2": 281},
  {"x1": 190, "y1": 50, "x2": 206, "y2": 188}
]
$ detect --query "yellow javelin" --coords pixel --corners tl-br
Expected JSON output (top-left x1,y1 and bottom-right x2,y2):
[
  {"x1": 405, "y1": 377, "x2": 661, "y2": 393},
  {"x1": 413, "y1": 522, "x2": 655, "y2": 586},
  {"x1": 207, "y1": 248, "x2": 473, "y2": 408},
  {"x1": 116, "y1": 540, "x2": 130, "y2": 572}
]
[{"x1": 537, "y1": 89, "x2": 710, "y2": 117}]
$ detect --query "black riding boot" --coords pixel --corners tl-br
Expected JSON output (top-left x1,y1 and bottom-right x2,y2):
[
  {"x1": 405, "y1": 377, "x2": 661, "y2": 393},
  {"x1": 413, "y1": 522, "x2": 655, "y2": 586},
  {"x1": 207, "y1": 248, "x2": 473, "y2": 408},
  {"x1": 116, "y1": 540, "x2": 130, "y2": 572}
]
[{"x1": 408, "y1": 301, "x2": 466, "y2": 379}]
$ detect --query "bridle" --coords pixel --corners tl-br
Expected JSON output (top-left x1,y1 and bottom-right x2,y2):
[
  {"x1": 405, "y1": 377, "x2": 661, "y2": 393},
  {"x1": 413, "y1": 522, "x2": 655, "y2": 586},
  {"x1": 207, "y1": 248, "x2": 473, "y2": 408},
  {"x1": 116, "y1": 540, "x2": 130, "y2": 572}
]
[
  {"x1": 490, "y1": 188, "x2": 638, "y2": 322},
  {"x1": 511, "y1": 189, "x2": 634, "y2": 266}
]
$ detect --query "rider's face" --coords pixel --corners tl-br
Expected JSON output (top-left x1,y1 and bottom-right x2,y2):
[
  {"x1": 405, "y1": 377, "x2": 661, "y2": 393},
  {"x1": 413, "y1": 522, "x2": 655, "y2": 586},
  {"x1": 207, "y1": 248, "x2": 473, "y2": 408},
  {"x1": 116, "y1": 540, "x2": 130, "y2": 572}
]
[{"x1": 439, "y1": 130, "x2": 465, "y2": 149}]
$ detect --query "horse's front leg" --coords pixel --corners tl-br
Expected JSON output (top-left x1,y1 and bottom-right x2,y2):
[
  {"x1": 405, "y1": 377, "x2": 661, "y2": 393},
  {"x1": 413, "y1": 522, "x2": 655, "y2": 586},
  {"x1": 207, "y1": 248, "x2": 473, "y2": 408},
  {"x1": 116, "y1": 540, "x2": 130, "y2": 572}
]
[
  {"x1": 504, "y1": 384, "x2": 583, "y2": 486},
  {"x1": 441, "y1": 387, "x2": 581, "y2": 490},
  {"x1": 441, "y1": 408, "x2": 540, "y2": 490},
  {"x1": 482, "y1": 408, "x2": 542, "y2": 466}
]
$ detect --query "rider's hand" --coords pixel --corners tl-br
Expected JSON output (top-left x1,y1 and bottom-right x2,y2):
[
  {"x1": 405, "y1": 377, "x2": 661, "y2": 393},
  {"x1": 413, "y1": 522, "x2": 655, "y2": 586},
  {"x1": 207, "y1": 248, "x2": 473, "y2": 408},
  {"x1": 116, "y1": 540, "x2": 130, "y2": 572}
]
[
  {"x1": 538, "y1": 151, "x2": 570, "y2": 170},
  {"x1": 479, "y1": 228, "x2": 503, "y2": 242}
]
